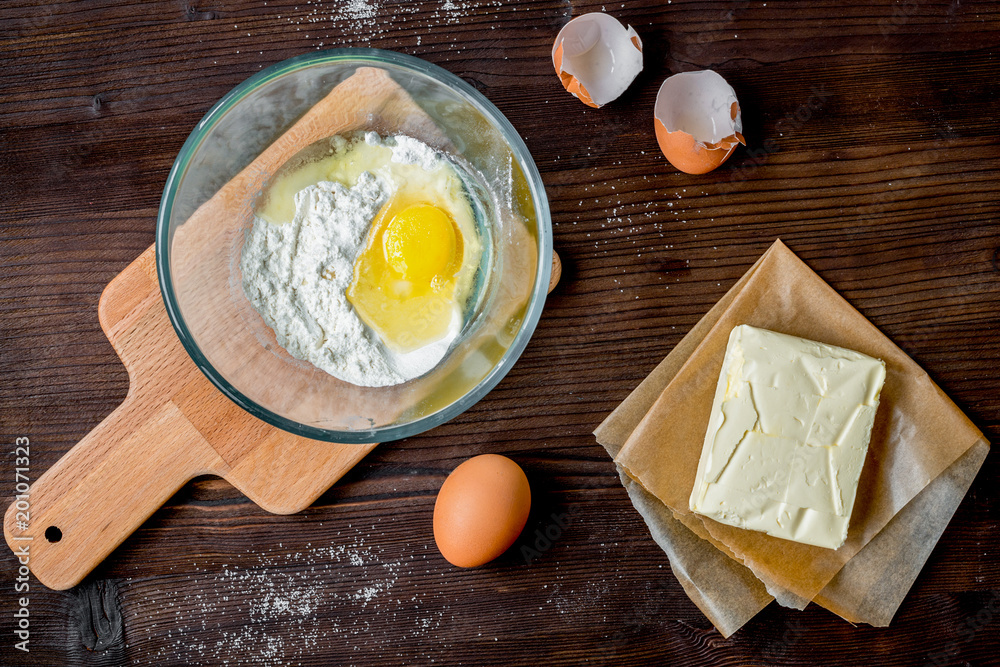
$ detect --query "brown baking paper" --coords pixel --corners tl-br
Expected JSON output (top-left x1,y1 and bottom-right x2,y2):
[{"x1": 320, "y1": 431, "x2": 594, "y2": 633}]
[
  {"x1": 603, "y1": 424, "x2": 774, "y2": 637},
  {"x1": 815, "y1": 437, "x2": 988, "y2": 625},
  {"x1": 596, "y1": 239, "x2": 989, "y2": 634}
]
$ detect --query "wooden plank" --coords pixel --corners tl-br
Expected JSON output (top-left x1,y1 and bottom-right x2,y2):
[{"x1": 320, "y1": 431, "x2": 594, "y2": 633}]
[{"x1": 0, "y1": 0, "x2": 998, "y2": 664}]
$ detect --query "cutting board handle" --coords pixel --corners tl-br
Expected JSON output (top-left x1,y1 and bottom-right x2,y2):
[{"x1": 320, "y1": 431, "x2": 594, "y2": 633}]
[
  {"x1": 6, "y1": 240, "x2": 561, "y2": 591},
  {"x1": 3, "y1": 394, "x2": 224, "y2": 590}
]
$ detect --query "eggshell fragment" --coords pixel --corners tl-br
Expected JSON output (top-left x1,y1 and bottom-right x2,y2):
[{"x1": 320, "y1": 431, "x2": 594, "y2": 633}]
[
  {"x1": 552, "y1": 13, "x2": 643, "y2": 108},
  {"x1": 433, "y1": 454, "x2": 531, "y2": 568},
  {"x1": 654, "y1": 70, "x2": 746, "y2": 174}
]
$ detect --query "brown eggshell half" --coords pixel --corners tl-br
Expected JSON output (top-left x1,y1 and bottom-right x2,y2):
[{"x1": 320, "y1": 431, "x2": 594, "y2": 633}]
[
  {"x1": 654, "y1": 119, "x2": 740, "y2": 175},
  {"x1": 653, "y1": 70, "x2": 746, "y2": 174},
  {"x1": 552, "y1": 12, "x2": 643, "y2": 108}
]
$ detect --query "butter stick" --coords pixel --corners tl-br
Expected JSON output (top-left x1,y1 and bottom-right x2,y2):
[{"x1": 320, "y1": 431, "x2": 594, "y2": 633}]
[{"x1": 690, "y1": 325, "x2": 886, "y2": 550}]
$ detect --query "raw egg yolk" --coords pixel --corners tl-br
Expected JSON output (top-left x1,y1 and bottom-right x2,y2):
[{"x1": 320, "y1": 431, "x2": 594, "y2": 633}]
[
  {"x1": 347, "y1": 198, "x2": 464, "y2": 354},
  {"x1": 383, "y1": 205, "x2": 457, "y2": 283}
]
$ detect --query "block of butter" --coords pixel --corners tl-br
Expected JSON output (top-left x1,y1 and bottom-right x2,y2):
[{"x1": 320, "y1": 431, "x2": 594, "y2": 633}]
[{"x1": 689, "y1": 325, "x2": 887, "y2": 550}]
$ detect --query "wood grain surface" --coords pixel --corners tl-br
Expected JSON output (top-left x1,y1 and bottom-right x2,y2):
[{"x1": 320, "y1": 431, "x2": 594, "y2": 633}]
[{"x1": 1, "y1": 0, "x2": 998, "y2": 665}]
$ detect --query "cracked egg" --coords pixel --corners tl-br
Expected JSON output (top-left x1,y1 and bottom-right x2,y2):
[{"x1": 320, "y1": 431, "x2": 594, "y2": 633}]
[
  {"x1": 654, "y1": 70, "x2": 746, "y2": 175},
  {"x1": 552, "y1": 12, "x2": 643, "y2": 109}
]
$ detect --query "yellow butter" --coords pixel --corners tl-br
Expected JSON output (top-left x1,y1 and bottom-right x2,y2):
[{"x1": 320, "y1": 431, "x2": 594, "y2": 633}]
[{"x1": 689, "y1": 325, "x2": 886, "y2": 550}]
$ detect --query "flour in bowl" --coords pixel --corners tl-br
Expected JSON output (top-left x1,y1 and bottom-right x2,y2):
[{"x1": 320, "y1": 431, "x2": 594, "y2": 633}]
[{"x1": 240, "y1": 133, "x2": 480, "y2": 387}]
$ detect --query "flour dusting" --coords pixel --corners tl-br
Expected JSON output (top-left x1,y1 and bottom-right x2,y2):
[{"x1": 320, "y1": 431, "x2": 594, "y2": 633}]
[
  {"x1": 276, "y1": 0, "x2": 503, "y2": 47},
  {"x1": 240, "y1": 133, "x2": 463, "y2": 387},
  {"x1": 128, "y1": 534, "x2": 449, "y2": 666}
]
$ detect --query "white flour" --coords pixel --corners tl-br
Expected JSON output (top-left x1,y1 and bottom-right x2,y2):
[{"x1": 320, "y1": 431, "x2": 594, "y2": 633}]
[{"x1": 240, "y1": 134, "x2": 459, "y2": 387}]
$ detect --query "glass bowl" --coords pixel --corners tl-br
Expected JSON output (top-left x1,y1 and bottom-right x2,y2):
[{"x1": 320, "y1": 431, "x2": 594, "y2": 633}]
[{"x1": 156, "y1": 49, "x2": 551, "y2": 444}]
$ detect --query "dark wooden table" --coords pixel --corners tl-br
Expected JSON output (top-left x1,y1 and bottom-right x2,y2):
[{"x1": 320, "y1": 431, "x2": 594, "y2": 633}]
[{"x1": 2, "y1": 1, "x2": 998, "y2": 664}]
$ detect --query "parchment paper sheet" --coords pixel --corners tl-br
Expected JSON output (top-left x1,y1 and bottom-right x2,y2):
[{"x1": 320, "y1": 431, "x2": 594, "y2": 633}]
[{"x1": 595, "y1": 239, "x2": 990, "y2": 635}]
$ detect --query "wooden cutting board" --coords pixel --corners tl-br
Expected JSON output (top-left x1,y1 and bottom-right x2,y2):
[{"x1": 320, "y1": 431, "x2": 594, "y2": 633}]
[
  {"x1": 2, "y1": 243, "x2": 378, "y2": 591},
  {"x1": 2, "y1": 243, "x2": 558, "y2": 593},
  {"x1": 3, "y1": 66, "x2": 559, "y2": 592},
  {"x1": 2, "y1": 67, "x2": 422, "y2": 592}
]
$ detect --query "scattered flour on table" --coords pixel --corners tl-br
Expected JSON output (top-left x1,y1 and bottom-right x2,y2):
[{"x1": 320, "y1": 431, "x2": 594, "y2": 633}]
[
  {"x1": 119, "y1": 508, "x2": 629, "y2": 664},
  {"x1": 340, "y1": 0, "x2": 380, "y2": 21},
  {"x1": 128, "y1": 534, "x2": 449, "y2": 666},
  {"x1": 276, "y1": 0, "x2": 502, "y2": 47}
]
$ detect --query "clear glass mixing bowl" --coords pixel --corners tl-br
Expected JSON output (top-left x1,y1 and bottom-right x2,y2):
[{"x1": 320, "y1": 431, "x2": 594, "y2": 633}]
[{"x1": 156, "y1": 49, "x2": 551, "y2": 444}]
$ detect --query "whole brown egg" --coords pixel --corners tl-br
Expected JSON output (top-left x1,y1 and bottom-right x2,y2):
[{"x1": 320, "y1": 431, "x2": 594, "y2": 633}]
[{"x1": 433, "y1": 454, "x2": 532, "y2": 568}]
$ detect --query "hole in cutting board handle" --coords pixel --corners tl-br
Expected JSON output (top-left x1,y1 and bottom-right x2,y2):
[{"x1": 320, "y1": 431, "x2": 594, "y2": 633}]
[{"x1": 45, "y1": 526, "x2": 62, "y2": 543}]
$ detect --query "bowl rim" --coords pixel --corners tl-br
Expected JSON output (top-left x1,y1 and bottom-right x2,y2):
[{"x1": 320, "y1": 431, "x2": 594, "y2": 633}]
[{"x1": 155, "y1": 48, "x2": 552, "y2": 444}]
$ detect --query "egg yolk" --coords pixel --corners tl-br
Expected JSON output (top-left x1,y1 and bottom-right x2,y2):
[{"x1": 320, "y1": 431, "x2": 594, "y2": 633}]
[
  {"x1": 383, "y1": 205, "x2": 457, "y2": 284},
  {"x1": 347, "y1": 198, "x2": 464, "y2": 354}
]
